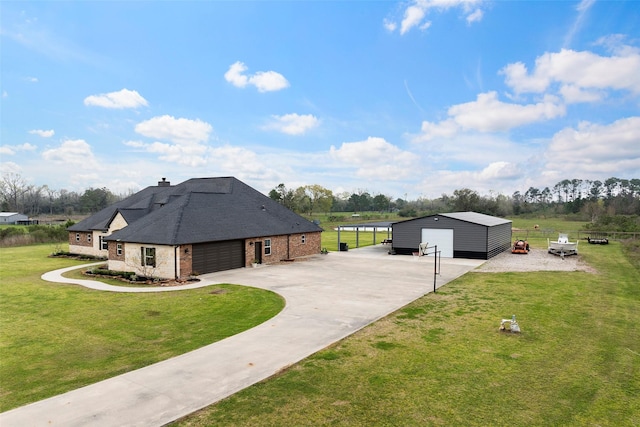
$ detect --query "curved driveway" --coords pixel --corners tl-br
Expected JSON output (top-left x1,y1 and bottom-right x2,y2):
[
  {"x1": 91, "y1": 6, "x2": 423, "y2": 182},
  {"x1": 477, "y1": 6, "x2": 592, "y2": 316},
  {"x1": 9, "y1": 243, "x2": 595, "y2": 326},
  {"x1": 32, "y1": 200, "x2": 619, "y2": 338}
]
[{"x1": 1, "y1": 246, "x2": 483, "y2": 427}]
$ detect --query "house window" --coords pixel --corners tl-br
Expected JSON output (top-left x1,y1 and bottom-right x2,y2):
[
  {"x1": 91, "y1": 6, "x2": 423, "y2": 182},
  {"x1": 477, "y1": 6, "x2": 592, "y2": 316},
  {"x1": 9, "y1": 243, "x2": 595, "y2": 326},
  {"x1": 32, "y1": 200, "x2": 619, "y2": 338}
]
[
  {"x1": 116, "y1": 243, "x2": 123, "y2": 256},
  {"x1": 75, "y1": 233, "x2": 80, "y2": 242},
  {"x1": 141, "y1": 247, "x2": 156, "y2": 267},
  {"x1": 87, "y1": 233, "x2": 92, "y2": 243},
  {"x1": 301, "y1": 234, "x2": 306, "y2": 244},
  {"x1": 264, "y1": 239, "x2": 271, "y2": 255},
  {"x1": 99, "y1": 236, "x2": 108, "y2": 250}
]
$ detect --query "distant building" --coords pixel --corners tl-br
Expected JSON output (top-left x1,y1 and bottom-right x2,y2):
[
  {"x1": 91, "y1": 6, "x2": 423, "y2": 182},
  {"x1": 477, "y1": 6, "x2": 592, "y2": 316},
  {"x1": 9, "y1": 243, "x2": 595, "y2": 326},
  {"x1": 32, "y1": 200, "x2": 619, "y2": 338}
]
[
  {"x1": 68, "y1": 177, "x2": 323, "y2": 279},
  {"x1": 0, "y1": 212, "x2": 28, "y2": 225}
]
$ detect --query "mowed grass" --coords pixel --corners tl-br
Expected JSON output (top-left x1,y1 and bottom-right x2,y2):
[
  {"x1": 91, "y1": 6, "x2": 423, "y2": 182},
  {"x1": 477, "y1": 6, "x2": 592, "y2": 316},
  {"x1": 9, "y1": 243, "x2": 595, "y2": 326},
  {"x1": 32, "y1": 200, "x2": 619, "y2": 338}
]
[
  {"x1": 175, "y1": 241, "x2": 639, "y2": 426},
  {"x1": 0, "y1": 244, "x2": 285, "y2": 411}
]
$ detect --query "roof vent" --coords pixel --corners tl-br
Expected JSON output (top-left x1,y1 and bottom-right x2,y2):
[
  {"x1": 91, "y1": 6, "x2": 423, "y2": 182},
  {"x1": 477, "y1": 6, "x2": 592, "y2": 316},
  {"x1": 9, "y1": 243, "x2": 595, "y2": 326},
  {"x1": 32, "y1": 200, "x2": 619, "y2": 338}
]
[{"x1": 158, "y1": 178, "x2": 171, "y2": 187}]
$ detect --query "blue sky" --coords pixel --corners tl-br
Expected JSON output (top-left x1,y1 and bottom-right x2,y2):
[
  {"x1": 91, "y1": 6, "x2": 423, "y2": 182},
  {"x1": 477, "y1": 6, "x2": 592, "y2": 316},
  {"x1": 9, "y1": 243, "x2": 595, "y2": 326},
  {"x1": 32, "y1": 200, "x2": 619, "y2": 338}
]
[{"x1": 1, "y1": 0, "x2": 639, "y2": 200}]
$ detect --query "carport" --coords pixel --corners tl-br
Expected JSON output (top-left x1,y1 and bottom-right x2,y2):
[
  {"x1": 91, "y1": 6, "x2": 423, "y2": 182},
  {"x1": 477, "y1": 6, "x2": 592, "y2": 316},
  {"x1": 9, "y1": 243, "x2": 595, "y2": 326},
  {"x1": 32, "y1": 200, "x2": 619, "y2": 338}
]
[{"x1": 335, "y1": 221, "x2": 393, "y2": 251}]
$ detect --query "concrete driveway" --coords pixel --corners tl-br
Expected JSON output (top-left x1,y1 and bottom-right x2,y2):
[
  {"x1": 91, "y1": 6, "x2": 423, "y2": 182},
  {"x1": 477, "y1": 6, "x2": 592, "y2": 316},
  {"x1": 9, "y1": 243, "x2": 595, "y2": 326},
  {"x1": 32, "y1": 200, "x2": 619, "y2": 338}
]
[{"x1": 0, "y1": 245, "x2": 484, "y2": 427}]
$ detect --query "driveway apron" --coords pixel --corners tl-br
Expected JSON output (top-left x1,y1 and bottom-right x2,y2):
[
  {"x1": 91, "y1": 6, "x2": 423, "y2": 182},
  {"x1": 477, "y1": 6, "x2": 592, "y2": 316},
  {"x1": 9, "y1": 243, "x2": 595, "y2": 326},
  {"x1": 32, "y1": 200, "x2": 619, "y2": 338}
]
[{"x1": 0, "y1": 246, "x2": 484, "y2": 427}]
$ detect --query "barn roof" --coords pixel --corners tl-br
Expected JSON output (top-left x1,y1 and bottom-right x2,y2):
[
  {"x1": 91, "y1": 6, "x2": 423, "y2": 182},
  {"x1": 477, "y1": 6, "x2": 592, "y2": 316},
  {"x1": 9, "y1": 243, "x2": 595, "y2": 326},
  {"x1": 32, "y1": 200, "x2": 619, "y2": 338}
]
[
  {"x1": 394, "y1": 211, "x2": 511, "y2": 227},
  {"x1": 438, "y1": 211, "x2": 511, "y2": 227}
]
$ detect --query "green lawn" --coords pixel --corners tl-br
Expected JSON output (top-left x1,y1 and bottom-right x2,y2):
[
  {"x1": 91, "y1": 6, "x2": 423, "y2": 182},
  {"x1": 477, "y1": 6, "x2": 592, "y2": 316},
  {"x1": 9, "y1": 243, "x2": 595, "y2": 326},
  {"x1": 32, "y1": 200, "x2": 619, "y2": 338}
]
[
  {"x1": 0, "y1": 244, "x2": 285, "y2": 411},
  {"x1": 174, "y1": 240, "x2": 640, "y2": 426}
]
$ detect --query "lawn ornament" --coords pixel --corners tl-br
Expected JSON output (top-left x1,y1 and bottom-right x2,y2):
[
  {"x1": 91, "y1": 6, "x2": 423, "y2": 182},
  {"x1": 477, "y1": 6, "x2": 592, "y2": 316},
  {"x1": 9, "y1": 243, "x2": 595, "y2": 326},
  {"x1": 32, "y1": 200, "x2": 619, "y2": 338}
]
[
  {"x1": 548, "y1": 233, "x2": 578, "y2": 259},
  {"x1": 500, "y1": 315, "x2": 520, "y2": 333},
  {"x1": 512, "y1": 239, "x2": 530, "y2": 254}
]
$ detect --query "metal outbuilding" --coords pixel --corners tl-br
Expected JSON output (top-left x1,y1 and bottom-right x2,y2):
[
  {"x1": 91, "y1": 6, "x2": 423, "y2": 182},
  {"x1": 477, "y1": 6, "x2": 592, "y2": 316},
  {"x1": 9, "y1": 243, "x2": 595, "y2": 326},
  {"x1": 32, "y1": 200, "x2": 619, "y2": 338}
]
[{"x1": 392, "y1": 211, "x2": 512, "y2": 260}]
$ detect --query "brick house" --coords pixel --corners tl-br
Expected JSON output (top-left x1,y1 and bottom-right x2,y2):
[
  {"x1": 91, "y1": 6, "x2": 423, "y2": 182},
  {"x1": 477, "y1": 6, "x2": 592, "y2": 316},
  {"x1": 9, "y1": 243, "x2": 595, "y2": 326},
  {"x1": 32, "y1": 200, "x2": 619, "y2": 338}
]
[{"x1": 68, "y1": 177, "x2": 322, "y2": 279}]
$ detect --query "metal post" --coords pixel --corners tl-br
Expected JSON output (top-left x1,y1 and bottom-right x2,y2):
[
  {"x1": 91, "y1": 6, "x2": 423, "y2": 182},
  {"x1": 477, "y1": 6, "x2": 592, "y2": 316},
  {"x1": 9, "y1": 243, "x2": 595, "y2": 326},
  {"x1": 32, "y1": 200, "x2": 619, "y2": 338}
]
[
  {"x1": 356, "y1": 227, "x2": 359, "y2": 248},
  {"x1": 337, "y1": 226, "x2": 341, "y2": 252},
  {"x1": 434, "y1": 245, "x2": 438, "y2": 293},
  {"x1": 373, "y1": 227, "x2": 376, "y2": 246}
]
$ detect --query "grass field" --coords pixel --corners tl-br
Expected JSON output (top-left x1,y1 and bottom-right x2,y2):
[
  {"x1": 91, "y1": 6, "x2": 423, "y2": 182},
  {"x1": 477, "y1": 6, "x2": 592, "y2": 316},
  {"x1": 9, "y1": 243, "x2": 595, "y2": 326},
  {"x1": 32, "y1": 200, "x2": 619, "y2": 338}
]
[
  {"x1": 173, "y1": 239, "x2": 639, "y2": 426},
  {"x1": 0, "y1": 244, "x2": 285, "y2": 411}
]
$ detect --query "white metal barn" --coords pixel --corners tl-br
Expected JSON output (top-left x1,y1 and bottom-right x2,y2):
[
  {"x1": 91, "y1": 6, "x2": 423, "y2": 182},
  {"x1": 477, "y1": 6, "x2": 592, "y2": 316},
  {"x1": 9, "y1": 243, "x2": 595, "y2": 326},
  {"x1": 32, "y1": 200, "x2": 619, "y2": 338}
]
[{"x1": 392, "y1": 212, "x2": 512, "y2": 260}]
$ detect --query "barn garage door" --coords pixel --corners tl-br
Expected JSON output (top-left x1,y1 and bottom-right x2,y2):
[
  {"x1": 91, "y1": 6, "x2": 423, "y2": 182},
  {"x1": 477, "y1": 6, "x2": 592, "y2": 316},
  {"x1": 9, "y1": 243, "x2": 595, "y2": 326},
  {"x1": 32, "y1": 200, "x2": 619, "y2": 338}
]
[
  {"x1": 192, "y1": 240, "x2": 244, "y2": 274},
  {"x1": 421, "y1": 229, "x2": 454, "y2": 258}
]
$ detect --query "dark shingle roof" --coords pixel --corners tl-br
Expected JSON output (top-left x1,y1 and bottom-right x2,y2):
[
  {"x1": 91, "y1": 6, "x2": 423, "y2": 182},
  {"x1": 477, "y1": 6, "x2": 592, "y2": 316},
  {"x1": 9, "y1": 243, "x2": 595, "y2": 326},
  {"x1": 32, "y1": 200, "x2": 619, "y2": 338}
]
[
  {"x1": 68, "y1": 185, "x2": 174, "y2": 232},
  {"x1": 93, "y1": 177, "x2": 322, "y2": 245}
]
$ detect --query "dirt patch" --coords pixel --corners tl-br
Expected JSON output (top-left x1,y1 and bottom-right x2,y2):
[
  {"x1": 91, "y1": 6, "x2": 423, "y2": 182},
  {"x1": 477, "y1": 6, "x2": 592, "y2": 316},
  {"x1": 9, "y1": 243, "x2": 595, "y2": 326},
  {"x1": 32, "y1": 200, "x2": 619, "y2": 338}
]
[{"x1": 474, "y1": 248, "x2": 597, "y2": 273}]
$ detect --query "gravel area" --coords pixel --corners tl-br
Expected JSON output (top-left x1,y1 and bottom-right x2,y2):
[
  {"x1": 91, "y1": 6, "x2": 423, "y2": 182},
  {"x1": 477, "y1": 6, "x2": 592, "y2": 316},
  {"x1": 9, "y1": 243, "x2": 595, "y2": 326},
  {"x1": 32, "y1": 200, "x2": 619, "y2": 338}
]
[{"x1": 474, "y1": 248, "x2": 597, "y2": 273}]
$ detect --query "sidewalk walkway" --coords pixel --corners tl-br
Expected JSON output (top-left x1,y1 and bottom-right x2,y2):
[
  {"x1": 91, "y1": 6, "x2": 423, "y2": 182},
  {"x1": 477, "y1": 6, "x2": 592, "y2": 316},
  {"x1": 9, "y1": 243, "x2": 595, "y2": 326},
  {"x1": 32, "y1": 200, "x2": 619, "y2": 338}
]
[{"x1": 0, "y1": 246, "x2": 484, "y2": 426}]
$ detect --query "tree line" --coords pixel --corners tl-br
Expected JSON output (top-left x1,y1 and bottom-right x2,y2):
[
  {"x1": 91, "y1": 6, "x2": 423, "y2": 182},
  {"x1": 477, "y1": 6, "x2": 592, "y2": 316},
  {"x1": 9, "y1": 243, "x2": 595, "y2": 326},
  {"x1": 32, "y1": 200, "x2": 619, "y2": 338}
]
[
  {"x1": 1, "y1": 172, "x2": 638, "y2": 219},
  {"x1": 269, "y1": 177, "x2": 640, "y2": 220},
  {"x1": 0, "y1": 173, "x2": 125, "y2": 216}
]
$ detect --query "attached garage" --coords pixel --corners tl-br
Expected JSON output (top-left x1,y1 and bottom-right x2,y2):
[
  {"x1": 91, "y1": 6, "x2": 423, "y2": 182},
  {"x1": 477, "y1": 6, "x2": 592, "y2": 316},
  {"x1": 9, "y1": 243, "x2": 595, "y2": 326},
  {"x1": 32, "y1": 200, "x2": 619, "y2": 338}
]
[
  {"x1": 392, "y1": 211, "x2": 512, "y2": 260},
  {"x1": 192, "y1": 240, "x2": 245, "y2": 274}
]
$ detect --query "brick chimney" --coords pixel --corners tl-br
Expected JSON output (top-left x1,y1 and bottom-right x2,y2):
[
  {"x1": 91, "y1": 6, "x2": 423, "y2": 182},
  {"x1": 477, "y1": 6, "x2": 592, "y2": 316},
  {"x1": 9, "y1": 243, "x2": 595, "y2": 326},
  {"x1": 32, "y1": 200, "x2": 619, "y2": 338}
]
[{"x1": 158, "y1": 177, "x2": 171, "y2": 187}]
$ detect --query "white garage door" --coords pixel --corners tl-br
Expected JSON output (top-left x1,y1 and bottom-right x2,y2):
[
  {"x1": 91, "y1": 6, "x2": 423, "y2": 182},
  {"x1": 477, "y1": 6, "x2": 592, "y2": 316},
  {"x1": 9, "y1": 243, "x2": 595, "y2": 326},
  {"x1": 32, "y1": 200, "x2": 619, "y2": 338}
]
[{"x1": 421, "y1": 228, "x2": 454, "y2": 257}]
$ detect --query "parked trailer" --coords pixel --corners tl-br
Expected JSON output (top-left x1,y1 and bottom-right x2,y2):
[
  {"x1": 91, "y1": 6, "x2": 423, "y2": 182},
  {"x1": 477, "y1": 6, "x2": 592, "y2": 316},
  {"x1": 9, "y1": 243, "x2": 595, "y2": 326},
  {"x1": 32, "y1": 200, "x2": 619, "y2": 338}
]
[
  {"x1": 587, "y1": 237, "x2": 609, "y2": 245},
  {"x1": 548, "y1": 233, "x2": 578, "y2": 258}
]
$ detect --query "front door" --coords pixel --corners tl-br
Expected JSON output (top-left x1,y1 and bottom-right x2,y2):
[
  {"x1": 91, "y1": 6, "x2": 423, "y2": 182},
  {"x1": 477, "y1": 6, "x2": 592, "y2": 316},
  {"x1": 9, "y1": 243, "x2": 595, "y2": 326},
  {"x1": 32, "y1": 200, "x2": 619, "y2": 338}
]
[{"x1": 254, "y1": 241, "x2": 262, "y2": 264}]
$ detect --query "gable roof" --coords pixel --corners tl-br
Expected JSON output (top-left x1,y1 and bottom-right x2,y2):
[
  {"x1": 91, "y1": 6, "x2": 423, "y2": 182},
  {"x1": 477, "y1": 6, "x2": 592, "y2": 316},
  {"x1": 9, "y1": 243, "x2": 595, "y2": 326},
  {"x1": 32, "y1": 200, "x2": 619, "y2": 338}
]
[
  {"x1": 394, "y1": 211, "x2": 511, "y2": 227},
  {"x1": 438, "y1": 211, "x2": 511, "y2": 227},
  {"x1": 68, "y1": 185, "x2": 175, "y2": 232},
  {"x1": 83, "y1": 177, "x2": 322, "y2": 245}
]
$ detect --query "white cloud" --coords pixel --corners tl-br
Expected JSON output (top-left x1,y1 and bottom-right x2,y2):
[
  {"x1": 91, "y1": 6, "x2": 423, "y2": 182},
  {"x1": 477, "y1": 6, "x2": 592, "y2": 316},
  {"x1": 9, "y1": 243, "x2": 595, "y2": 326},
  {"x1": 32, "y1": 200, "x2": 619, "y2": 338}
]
[
  {"x1": 0, "y1": 143, "x2": 37, "y2": 155},
  {"x1": 559, "y1": 84, "x2": 603, "y2": 104},
  {"x1": 383, "y1": 18, "x2": 397, "y2": 32},
  {"x1": 134, "y1": 115, "x2": 212, "y2": 144},
  {"x1": 24, "y1": 76, "x2": 38, "y2": 83},
  {"x1": 329, "y1": 137, "x2": 419, "y2": 180},
  {"x1": 400, "y1": 4, "x2": 428, "y2": 35},
  {"x1": 129, "y1": 115, "x2": 214, "y2": 167},
  {"x1": 544, "y1": 117, "x2": 640, "y2": 178},
  {"x1": 478, "y1": 161, "x2": 520, "y2": 180},
  {"x1": 84, "y1": 88, "x2": 148, "y2": 109},
  {"x1": 563, "y1": 0, "x2": 596, "y2": 48},
  {"x1": 224, "y1": 62, "x2": 249, "y2": 88},
  {"x1": 388, "y1": 0, "x2": 486, "y2": 35},
  {"x1": 449, "y1": 92, "x2": 565, "y2": 132},
  {"x1": 143, "y1": 142, "x2": 209, "y2": 167},
  {"x1": 466, "y1": 8, "x2": 483, "y2": 24},
  {"x1": 29, "y1": 129, "x2": 54, "y2": 138},
  {"x1": 501, "y1": 48, "x2": 640, "y2": 97},
  {"x1": 0, "y1": 146, "x2": 15, "y2": 156},
  {"x1": 2, "y1": 91, "x2": 7, "y2": 98},
  {"x1": 415, "y1": 91, "x2": 565, "y2": 139},
  {"x1": 263, "y1": 114, "x2": 319, "y2": 135},
  {"x1": 224, "y1": 61, "x2": 289, "y2": 92},
  {"x1": 42, "y1": 139, "x2": 100, "y2": 170},
  {"x1": 0, "y1": 162, "x2": 21, "y2": 175}
]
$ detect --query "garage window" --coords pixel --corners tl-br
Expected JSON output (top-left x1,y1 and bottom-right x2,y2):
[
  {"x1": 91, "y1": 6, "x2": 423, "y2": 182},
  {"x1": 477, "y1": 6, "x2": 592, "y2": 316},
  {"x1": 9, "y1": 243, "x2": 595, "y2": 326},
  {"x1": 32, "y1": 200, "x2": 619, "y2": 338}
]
[
  {"x1": 264, "y1": 239, "x2": 271, "y2": 255},
  {"x1": 99, "y1": 236, "x2": 108, "y2": 250},
  {"x1": 141, "y1": 247, "x2": 156, "y2": 267},
  {"x1": 116, "y1": 243, "x2": 123, "y2": 256},
  {"x1": 87, "y1": 233, "x2": 92, "y2": 243},
  {"x1": 301, "y1": 234, "x2": 306, "y2": 244},
  {"x1": 76, "y1": 233, "x2": 80, "y2": 242}
]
